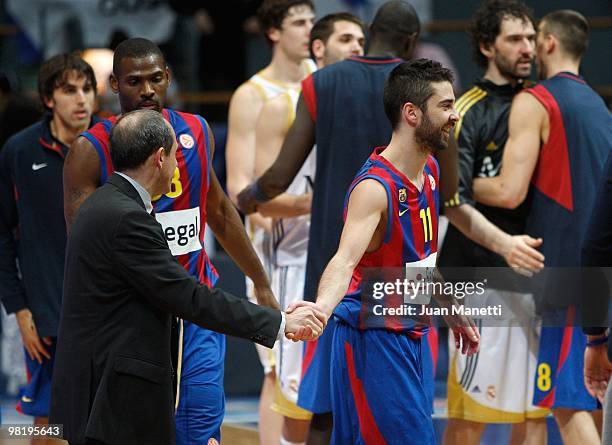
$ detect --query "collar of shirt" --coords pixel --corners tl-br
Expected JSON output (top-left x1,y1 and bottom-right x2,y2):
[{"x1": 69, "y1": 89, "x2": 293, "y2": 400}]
[{"x1": 116, "y1": 171, "x2": 154, "y2": 214}]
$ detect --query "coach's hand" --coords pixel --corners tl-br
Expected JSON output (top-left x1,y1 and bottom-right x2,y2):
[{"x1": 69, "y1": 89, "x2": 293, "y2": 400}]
[
  {"x1": 16, "y1": 309, "x2": 52, "y2": 364},
  {"x1": 285, "y1": 301, "x2": 328, "y2": 341},
  {"x1": 444, "y1": 310, "x2": 480, "y2": 356},
  {"x1": 501, "y1": 235, "x2": 544, "y2": 276},
  {"x1": 584, "y1": 340, "x2": 612, "y2": 403}
]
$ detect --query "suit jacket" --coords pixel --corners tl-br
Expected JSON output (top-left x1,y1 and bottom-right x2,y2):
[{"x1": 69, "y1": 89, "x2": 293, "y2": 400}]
[{"x1": 50, "y1": 173, "x2": 281, "y2": 444}]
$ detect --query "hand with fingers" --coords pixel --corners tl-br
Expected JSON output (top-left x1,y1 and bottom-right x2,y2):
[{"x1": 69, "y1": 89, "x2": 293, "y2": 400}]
[
  {"x1": 502, "y1": 235, "x2": 545, "y2": 276},
  {"x1": 444, "y1": 311, "x2": 480, "y2": 356},
  {"x1": 16, "y1": 308, "x2": 52, "y2": 364},
  {"x1": 284, "y1": 301, "x2": 328, "y2": 342},
  {"x1": 584, "y1": 341, "x2": 612, "y2": 403}
]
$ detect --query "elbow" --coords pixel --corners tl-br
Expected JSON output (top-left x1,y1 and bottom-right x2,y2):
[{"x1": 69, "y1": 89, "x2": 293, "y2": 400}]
[{"x1": 500, "y1": 190, "x2": 527, "y2": 209}]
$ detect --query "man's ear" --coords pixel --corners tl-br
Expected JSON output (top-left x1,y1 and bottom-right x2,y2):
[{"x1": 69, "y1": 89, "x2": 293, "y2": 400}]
[
  {"x1": 109, "y1": 72, "x2": 119, "y2": 94},
  {"x1": 402, "y1": 102, "x2": 421, "y2": 127},
  {"x1": 154, "y1": 147, "x2": 165, "y2": 168},
  {"x1": 267, "y1": 27, "x2": 281, "y2": 44},
  {"x1": 480, "y1": 42, "x2": 494, "y2": 60},
  {"x1": 165, "y1": 66, "x2": 171, "y2": 87},
  {"x1": 311, "y1": 39, "x2": 324, "y2": 61},
  {"x1": 43, "y1": 94, "x2": 54, "y2": 111},
  {"x1": 545, "y1": 34, "x2": 556, "y2": 54}
]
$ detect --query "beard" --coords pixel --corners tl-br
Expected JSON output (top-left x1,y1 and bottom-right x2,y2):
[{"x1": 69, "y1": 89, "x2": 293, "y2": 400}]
[
  {"x1": 494, "y1": 51, "x2": 532, "y2": 81},
  {"x1": 415, "y1": 112, "x2": 450, "y2": 153}
]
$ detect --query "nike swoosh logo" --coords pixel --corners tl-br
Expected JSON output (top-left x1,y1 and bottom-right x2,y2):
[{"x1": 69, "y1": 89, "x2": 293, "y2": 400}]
[
  {"x1": 399, "y1": 209, "x2": 409, "y2": 217},
  {"x1": 32, "y1": 163, "x2": 48, "y2": 171},
  {"x1": 21, "y1": 395, "x2": 33, "y2": 403}
]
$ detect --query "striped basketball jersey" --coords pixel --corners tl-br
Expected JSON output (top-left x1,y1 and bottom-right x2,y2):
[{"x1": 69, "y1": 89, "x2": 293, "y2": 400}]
[
  {"x1": 524, "y1": 72, "x2": 612, "y2": 267},
  {"x1": 82, "y1": 108, "x2": 219, "y2": 287},
  {"x1": 272, "y1": 88, "x2": 316, "y2": 266},
  {"x1": 333, "y1": 147, "x2": 439, "y2": 335}
]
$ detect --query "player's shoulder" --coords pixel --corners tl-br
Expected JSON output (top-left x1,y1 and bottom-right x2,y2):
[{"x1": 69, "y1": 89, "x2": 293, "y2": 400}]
[
  {"x1": 456, "y1": 84, "x2": 489, "y2": 117},
  {"x1": 232, "y1": 78, "x2": 267, "y2": 106},
  {"x1": 3, "y1": 120, "x2": 44, "y2": 154},
  {"x1": 262, "y1": 93, "x2": 291, "y2": 115}
]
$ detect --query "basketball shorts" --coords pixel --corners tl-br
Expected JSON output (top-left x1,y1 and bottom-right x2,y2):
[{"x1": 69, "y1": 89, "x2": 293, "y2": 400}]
[
  {"x1": 448, "y1": 290, "x2": 549, "y2": 422},
  {"x1": 17, "y1": 340, "x2": 56, "y2": 418},
  {"x1": 533, "y1": 307, "x2": 598, "y2": 410},
  {"x1": 330, "y1": 320, "x2": 434, "y2": 445},
  {"x1": 175, "y1": 320, "x2": 226, "y2": 445}
]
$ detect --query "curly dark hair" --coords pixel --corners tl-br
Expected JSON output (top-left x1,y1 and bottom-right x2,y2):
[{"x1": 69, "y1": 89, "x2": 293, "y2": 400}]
[
  {"x1": 257, "y1": 0, "x2": 314, "y2": 46},
  {"x1": 469, "y1": 0, "x2": 535, "y2": 68}
]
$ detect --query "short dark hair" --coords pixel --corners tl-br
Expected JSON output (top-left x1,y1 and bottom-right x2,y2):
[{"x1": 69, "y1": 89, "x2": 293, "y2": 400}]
[
  {"x1": 257, "y1": 0, "x2": 314, "y2": 45},
  {"x1": 384, "y1": 59, "x2": 455, "y2": 130},
  {"x1": 113, "y1": 38, "x2": 165, "y2": 76},
  {"x1": 38, "y1": 53, "x2": 97, "y2": 111},
  {"x1": 469, "y1": 0, "x2": 535, "y2": 68},
  {"x1": 370, "y1": 0, "x2": 420, "y2": 41},
  {"x1": 541, "y1": 10, "x2": 589, "y2": 60},
  {"x1": 309, "y1": 12, "x2": 365, "y2": 60},
  {"x1": 110, "y1": 109, "x2": 174, "y2": 171}
]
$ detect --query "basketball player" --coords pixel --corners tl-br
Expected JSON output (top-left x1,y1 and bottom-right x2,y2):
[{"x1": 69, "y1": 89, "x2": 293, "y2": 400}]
[
  {"x1": 315, "y1": 59, "x2": 479, "y2": 444},
  {"x1": 473, "y1": 10, "x2": 612, "y2": 445},
  {"x1": 254, "y1": 12, "x2": 365, "y2": 445},
  {"x1": 225, "y1": 2, "x2": 316, "y2": 440}
]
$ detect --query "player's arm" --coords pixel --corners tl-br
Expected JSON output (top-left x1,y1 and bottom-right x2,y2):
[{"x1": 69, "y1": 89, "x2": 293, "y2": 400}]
[
  {"x1": 64, "y1": 136, "x2": 102, "y2": 230},
  {"x1": 204, "y1": 122, "x2": 279, "y2": 310},
  {"x1": 445, "y1": 102, "x2": 544, "y2": 273},
  {"x1": 0, "y1": 146, "x2": 51, "y2": 362},
  {"x1": 237, "y1": 94, "x2": 315, "y2": 214},
  {"x1": 472, "y1": 93, "x2": 544, "y2": 208},
  {"x1": 316, "y1": 180, "x2": 386, "y2": 317},
  {"x1": 255, "y1": 95, "x2": 311, "y2": 218}
]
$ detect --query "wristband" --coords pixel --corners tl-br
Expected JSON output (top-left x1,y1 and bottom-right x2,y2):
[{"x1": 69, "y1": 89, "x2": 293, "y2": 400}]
[{"x1": 586, "y1": 335, "x2": 609, "y2": 347}]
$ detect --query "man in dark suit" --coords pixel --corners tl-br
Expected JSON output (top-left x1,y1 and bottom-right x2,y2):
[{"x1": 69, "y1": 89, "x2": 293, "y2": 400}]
[{"x1": 49, "y1": 109, "x2": 326, "y2": 445}]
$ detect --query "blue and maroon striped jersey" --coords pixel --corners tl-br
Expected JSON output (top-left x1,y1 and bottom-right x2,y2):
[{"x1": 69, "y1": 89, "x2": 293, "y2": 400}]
[
  {"x1": 333, "y1": 147, "x2": 440, "y2": 335},
  {"x1": 81, "y1": 108, "x2": 219, "y2": 287},
  {"x1": 523, "y1": 73, "x2": 612, "y2": 267}
]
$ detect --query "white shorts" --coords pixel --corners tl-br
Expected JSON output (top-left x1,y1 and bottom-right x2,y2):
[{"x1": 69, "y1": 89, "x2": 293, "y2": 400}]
[
  {"x1": 447, "y1": 289, "x2": 549, "y2": 423},
  {"x1": 245, "y1": 221, "x2": 275, "y2": 375}
]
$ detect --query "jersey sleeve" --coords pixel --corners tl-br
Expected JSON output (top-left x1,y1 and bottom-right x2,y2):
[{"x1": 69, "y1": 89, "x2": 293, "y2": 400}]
[
  {"x1": 301, "y1": 73, "x2": 317, "y2": 122},
  {"x1": 450, "y1": 108, "x2": 480, "y2": 207}
]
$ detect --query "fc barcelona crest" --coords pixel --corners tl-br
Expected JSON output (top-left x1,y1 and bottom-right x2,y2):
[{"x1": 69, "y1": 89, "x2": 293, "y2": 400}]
[{"x1": 398, "y1": 188, "x2": 407, "y2": 203}]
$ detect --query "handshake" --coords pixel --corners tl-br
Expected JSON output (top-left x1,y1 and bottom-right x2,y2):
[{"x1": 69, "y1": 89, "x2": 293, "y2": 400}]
[{"x1": 283, "y1": 301, "x2": 329, "y2": 342}]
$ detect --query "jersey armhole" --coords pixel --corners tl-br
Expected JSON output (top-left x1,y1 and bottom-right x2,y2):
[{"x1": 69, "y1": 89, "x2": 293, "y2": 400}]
[
  {"x1": 346, "y1": 174, "x2": 393, "y2": 244},
  {"x1": 301, "y1": 75, "x2": 317, "y2": 122}
]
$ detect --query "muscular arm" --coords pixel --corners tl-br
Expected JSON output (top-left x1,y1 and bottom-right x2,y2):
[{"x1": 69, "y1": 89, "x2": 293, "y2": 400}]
[
  {"x1": 237, "y1": 95, "x2": 315, "y2": 214},
  {"x1": 472, "y1": 93, "x2": 545, "y2": 208},
  {"x1": 204, "y1": 122, "x2": 279, "y2": 310},
  {"x1": 316, "y1": 180, "x2": 386, "y2": 317},
  {"x1": 64, "y1": 136, "x2": 101, "y2": 230},
  {"x1": 255, "y1": 95, "x2": 311, "y2": 218}
]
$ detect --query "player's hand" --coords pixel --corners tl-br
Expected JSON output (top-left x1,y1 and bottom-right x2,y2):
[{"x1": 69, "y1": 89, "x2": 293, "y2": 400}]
[
  {"x1": 584, "y1": 342, "x2": 612, "y2": 403},
  {"x1": 501, "y1": 235, "x2": 544, "y2": 276},
  {"x1": 237, "y1": 184, "x2": 259, "y2": 214},
  {"x1": 284, "y1": 302, "x2": 328, "y2": 342},
  {"x1": 254, "y1": 285, "x2": 280, "y2": 311},
  {"x1": 444, "y1": 311, "x2": 480, "y2": 356},
  {"x1": 15, "y1": 309, "x2": 51, "y2": 364}
]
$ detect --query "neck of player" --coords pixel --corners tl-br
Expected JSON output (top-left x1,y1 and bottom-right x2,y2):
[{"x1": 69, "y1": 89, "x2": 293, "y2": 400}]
[
  {"x1": 50, "y1": 115, "x2": 89, "y2": 147},
  {"x1": 545, "y1": 57, "x2": 580, "y2": 79},
  {"x1": 266, "y1": 49, "x2": 309, "y2": 84},
  {"x1": 382, "y1": 133, "x2": 429, "y2": 191},
  {"x1": 483, "y1": 63, "x2": 520, "y2": 87}
]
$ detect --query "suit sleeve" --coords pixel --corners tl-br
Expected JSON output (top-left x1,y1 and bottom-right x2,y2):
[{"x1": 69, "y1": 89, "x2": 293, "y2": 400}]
[
  {"x1": 112, "y1": 210, "x2": 282, "y2": 348},
  {"x1": 0, "y1": 144, "x2": 27, "y2": 314},
  {"x1": 446, "y1": 110, "x2": 479, "y2": 208}
]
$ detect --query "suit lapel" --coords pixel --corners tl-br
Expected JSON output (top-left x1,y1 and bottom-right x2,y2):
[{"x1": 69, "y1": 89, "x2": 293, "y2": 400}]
[{"x1": 107, "y1": 173, "x2": 147, "y2": 211}]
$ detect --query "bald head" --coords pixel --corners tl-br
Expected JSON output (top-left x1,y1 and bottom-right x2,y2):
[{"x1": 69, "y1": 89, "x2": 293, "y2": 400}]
[
  {"x1": 110, "y1": 109, "x2": 175, "y2": 171},
  {"x1": 369, "y1": 1, "x2": 420, "y2": 58}
]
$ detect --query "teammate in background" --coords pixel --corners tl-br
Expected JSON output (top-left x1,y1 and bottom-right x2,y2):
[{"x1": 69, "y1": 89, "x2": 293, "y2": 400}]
[
  {"x1": 238, "y1": 2, "x2": 423, "y2": 443},
  {"x1": 62, "y1": 38, "x2": 278, "y2": 445},
  {"x1": 316, "y1": 59, "x2": 479, "y2": 444},
  {"x1": 254, "y1": 12, "x2": 365, "y2": 445},
  {"x1": 225, "y1": 2, "x2": 316, "y2": 440},
  {"x1": 439, "y1": 2, "x2": 548, "y2": 444},
  {"x1": 473, "y1": 10, "x2": 612, "y2": 445},
  {"x1": 0, "y1": 54, "x2": 97, "y2": 445}
]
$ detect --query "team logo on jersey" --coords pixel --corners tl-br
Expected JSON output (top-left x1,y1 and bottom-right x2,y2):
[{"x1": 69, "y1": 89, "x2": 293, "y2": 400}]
[
  {"x1": 398, "y1": 188, "x2": 407, "y2": 203},
  {"x1": 428, "y1": 174, "x2": 436, "y2": 190},
  {"x1": 487, "y1": 385, "x2": 497, "y2": 400},
  {"x1": 179, "y1": 134, "x2": 195, "y2": 149},
  {"x1": 486, "y1": 141, "x2": 498, "y2": 151},
  {"x1": 207, "y1": 439, "x2": 219, "y2": 445}
]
